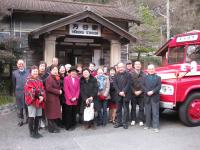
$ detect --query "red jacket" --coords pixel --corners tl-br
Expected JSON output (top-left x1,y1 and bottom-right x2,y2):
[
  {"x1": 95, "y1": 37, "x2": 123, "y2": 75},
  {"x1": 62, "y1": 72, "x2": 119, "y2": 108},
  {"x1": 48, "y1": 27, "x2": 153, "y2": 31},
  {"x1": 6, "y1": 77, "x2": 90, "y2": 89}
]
[
  {"x1": 24, "y1": 76, "x2": 46, "y2": 108},
  {"x1": 64, "y1": 76, "x2": 80, "y2": 105}
]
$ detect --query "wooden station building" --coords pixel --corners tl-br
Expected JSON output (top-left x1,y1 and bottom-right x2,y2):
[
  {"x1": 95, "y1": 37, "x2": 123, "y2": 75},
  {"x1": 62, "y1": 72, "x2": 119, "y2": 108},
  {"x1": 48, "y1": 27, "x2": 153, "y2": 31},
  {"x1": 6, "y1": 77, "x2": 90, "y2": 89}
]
[{"x1": 0, "y1": 0, "x2": 140, "y2": 67}]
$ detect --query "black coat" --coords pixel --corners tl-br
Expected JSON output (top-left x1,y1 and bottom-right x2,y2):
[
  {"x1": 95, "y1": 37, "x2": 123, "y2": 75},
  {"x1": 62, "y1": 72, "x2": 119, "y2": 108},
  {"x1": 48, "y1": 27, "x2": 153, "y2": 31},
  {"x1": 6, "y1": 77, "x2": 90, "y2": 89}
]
[
  {"x1": 80, "y1": 75, "x2": 100, "y2": 112},
  {"x1": 109, "y1": 76, "x2": 118, "y2": 102},
  {"x1": 131, "y1": 70, "x2": 146, "y2": 96},
  {"x1": 142, "y1": 74, "x2": 161, "y2": 103},
  {"x1": 59, "y1": 74, "x2": 66, "y2": 105},
  {"x1": 113, "y1": 71, "x2": 132, "y2": 102}
]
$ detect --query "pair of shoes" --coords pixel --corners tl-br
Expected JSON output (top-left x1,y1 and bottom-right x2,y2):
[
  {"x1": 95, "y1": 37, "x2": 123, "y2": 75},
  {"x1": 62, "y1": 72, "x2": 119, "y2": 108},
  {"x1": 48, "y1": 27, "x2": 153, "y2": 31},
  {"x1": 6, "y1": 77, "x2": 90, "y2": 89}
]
[
  {"x1": 139, "y1": 122, "x2": 144, "y2": 126},
  {"x1": 90, "y1": 124, "x2": 96, "y2": 130},
  {"x1": 114, "y1": 124, "x2": 123, "y2": 128},
  {"x1": 49, "y1": 128, "x2": 60, "y2": 133},
  {"x1": 131, "y1": 121, "x2": 135, "y2": 126},
  {"x1": 84, "y1": 124, "x2": 89, "y2": 129},
  {"x1": 153, "y1": 128, "x2": 159, "y2": 133},
  {"x1": 97, "y1": 122, "x2": 103, "y2": 126},
  {"x1": 123, "y1": 125, "x2": 128, "y2": 129},
  {"x1": 144, "y1": 126, "x2": 150, "y2": 130},
  {"x1": 34, "y1": 133, "x2": 43, "y2": 139},
  {"x1": 69, "y1": 126, "x2": 76, "y2": 131},
  {"x1": 102, "y1": 123, "x2": 106, "y2": 127},
  {"x1": 18, "y1": 122, "x2": 23, "y2": 127},
  {"x1": 51, "y1": 130, "x2": 60, "y2": 133}
]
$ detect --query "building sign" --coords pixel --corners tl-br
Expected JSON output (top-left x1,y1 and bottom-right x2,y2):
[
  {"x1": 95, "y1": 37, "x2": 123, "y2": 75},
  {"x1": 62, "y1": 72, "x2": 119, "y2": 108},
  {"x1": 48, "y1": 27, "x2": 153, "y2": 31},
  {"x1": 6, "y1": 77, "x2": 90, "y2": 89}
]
[
  {"x1": 176, "y1": 34, "x2": 198, "y2": 43},
  {"x1": 69, "y1": 22, "x2": 101, "y2": 37}
]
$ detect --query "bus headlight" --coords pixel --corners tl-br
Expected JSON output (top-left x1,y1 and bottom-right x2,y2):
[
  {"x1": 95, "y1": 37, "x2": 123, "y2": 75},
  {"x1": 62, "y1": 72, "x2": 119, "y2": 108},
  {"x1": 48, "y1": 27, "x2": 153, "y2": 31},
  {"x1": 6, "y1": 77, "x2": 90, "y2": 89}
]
[{"x1": 160, "y1": 84, "x2": 174, "y2": 95}]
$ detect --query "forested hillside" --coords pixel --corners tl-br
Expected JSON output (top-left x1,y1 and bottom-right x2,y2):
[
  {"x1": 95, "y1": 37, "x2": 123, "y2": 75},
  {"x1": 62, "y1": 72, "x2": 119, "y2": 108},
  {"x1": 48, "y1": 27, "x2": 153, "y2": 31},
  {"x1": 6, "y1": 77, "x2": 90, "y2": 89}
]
[{"x1": 1, "y1": 0, "x2": 199, "y2": 55}]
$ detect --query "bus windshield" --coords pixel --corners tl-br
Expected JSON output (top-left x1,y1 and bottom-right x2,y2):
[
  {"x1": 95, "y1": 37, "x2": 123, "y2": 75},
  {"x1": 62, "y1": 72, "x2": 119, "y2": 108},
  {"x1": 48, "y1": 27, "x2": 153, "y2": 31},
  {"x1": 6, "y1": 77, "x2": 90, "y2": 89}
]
[
  {"x1": 186, "y1": 45, "x2": 200, "y2": 64},
  {"x1": 168, "y1": 46, "x2": 185, "y2": 64}
]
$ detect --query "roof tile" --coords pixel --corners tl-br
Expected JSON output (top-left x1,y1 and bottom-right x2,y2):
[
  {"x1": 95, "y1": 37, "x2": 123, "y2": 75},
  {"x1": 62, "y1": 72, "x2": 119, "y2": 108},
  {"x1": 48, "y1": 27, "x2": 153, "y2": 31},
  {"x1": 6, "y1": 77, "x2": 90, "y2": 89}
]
[{"x1": 1, "y1": 0, "x2": 138, "y2": 22}]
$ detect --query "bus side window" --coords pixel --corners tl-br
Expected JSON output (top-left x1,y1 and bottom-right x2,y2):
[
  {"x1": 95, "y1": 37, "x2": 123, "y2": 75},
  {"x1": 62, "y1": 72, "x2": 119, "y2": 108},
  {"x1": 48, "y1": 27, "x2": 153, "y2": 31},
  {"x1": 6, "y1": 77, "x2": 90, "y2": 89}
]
[{"x1": 187, "y1": 45, "x2": 200, "y2": 64}]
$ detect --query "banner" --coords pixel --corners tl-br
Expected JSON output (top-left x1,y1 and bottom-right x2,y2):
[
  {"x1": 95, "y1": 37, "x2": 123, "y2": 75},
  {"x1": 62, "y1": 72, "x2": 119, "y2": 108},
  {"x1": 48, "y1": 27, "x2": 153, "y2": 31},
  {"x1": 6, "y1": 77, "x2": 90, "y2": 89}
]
[{"x1": 69, "y1": 22, "x2": 101, "y2": 37}]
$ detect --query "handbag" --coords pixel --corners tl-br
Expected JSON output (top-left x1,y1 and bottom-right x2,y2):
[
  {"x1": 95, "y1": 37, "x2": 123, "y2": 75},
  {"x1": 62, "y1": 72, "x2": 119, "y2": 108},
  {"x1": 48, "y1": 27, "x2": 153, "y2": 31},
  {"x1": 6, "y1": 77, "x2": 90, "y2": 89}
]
[
  {"x1": 98, "y1": 95, "x2": 106, "y2": 101},
  {"x1": 84, "y1": 103, "x2": 94, "y2": 121}
]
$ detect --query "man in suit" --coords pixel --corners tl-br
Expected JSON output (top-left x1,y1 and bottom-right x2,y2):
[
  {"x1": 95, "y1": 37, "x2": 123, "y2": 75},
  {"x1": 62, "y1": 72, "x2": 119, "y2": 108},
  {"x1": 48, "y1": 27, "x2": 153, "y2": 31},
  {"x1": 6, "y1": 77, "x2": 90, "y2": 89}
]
[
  {"x1": 142, "y1": 64, "x2": 161, "y2": 132},
  {"x1": 113, "y1": 62, "x2": 132, "y2": 129},
  {"x1": 131, "y1": 61, "x2": 146, "y2": 126},
  {"x1": 12, "y1": 59, "x2": 29, "y2": 126}
]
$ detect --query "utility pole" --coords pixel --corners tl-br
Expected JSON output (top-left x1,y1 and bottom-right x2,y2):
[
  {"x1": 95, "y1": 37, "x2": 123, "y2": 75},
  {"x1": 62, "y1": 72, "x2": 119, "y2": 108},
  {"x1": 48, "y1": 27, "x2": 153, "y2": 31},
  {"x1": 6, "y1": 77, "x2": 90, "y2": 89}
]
[
  {"x1": 166, "y1": 0, "x2": 170, "y2": 40},
  {"x1": 156, "y1": 0, "x2": 170, "y2": 40}
]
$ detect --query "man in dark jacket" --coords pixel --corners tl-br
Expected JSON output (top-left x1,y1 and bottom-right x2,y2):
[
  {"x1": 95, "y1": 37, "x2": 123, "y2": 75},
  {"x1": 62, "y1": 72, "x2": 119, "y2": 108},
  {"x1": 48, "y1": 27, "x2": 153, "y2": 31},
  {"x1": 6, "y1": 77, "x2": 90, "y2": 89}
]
[
  {"x1": 142, "y1": 64, "x2": 161, "y2": 133},
  {"x1": 113, "y1": 62, "x2": 132, "y2": 129},
  {"x1": 131, "y1": 61, "x2": 146, "y2": 126}
]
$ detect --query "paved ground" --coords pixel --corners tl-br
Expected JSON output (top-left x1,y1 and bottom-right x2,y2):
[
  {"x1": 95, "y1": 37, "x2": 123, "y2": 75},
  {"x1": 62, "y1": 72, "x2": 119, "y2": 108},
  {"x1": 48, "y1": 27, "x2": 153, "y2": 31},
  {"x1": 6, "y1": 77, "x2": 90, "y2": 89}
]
[{"x1": 0, "y1": 110, "x2": 200, "y2": 150}]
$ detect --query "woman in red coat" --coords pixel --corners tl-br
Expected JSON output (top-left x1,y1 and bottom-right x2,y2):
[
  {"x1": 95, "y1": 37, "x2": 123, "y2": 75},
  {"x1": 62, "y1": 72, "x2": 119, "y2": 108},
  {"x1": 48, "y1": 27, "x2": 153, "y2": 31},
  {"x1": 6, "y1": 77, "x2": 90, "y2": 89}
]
[
  {"x1": 24, "y1": 65, "x2": 46, "y2": 138},
  {"x1": 63, "y1": 66, "x2": 80, "y2": 130},
  {"x1": 45, "y1": 65, "x2": 62, "y2": 133}
]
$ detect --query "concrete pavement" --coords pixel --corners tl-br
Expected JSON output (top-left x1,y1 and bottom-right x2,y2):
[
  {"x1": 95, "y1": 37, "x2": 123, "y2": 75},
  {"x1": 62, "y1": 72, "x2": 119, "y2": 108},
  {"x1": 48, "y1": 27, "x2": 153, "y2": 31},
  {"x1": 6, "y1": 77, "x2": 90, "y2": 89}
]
[{"x1": 0, "y1": 110, "x2": 200, "y2": 150}]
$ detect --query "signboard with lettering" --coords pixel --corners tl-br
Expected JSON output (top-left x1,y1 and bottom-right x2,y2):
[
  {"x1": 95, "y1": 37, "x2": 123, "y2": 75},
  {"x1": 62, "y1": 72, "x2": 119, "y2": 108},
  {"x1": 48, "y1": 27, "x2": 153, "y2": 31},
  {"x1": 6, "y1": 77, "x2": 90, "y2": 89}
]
[
  {"x1": 69, "y1": 22, "x2": 101, "y2": 37},
  {"x1": 176, "y1": 34, "x2": 198, "y2": 43}
]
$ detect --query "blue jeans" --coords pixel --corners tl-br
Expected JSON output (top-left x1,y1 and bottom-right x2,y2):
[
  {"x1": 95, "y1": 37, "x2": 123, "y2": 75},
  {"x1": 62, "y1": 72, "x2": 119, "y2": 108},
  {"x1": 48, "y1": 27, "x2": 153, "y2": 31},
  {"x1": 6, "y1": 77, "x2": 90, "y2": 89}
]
[{"x1": 97, "y1": 100, "x2": 108, "y2": 125}]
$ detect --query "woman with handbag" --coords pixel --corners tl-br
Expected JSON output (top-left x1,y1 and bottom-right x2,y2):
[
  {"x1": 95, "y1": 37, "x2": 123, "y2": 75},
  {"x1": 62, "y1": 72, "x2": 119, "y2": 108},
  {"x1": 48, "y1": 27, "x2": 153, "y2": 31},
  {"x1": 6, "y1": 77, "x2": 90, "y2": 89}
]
[
  {"x1": 80, "y1": 68, "x2": 99, "y2": 129},
  {"x1": 96, "y1": 67, "x2": 110, "y2": 126},
  {"x1": 24, "y1": 65, "x2": 46, "y2": 138}
]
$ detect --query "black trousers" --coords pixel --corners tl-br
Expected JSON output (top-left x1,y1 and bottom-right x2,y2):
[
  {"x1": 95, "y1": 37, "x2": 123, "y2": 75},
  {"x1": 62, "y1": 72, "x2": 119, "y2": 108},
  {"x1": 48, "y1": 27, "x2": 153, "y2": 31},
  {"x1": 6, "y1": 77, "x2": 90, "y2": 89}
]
[
  {"x1": 131, "y1": 96, "x2": 145, "y2": 122},
  {"x1": 116, "y1": 98, "x2": 129, "y2": 126},
  {"x1": 63, "y1": 104, "x2": 77, "y2": 130}
]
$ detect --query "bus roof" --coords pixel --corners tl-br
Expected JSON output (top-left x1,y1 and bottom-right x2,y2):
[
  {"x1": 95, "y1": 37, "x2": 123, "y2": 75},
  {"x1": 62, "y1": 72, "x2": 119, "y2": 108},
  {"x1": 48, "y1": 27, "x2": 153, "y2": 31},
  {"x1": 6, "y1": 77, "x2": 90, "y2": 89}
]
[{"x1": 169, "y1": 30, "x2": 200, "y2": 47}]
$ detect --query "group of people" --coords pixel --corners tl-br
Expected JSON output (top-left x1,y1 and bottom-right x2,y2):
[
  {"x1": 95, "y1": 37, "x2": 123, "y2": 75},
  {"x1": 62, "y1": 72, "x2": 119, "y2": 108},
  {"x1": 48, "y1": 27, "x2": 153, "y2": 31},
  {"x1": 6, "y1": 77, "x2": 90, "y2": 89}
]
[{"x1": 12, "y1": 57, "x2": 161, "y2": 139}]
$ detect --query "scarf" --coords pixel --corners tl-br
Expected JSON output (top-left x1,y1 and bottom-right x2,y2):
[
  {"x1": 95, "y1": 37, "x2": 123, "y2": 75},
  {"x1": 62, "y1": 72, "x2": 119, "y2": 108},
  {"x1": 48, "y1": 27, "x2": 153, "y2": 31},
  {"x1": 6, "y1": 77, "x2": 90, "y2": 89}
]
[{"x1": 97, "y1": 75, "x2": 106, "y2": 91}]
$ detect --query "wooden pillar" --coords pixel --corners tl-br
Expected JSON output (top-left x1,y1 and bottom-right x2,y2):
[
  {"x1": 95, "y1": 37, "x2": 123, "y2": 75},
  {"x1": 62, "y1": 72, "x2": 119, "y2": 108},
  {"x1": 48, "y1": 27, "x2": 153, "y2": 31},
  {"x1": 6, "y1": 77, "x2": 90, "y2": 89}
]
[
  {"x1": 110, "y1": 40, "x2": 121, "y2": 67},
  {"x1": 44, "y1": 35, "x2": 56, "y2": 66}
]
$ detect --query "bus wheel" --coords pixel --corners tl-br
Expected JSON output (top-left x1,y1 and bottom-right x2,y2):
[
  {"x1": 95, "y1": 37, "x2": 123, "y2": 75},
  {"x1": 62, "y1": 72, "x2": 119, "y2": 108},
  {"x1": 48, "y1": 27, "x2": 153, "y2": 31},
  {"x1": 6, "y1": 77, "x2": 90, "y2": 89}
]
[{"x1": 179, "y1": 93, "x2": 200, "y2": 127}]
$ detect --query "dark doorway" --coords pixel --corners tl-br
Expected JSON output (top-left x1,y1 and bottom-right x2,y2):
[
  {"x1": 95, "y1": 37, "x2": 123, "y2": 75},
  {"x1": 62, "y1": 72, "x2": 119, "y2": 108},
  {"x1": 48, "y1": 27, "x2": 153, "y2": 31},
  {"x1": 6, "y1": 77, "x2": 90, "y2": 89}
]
[{"x1": 56, "y1": 44, "x2": 93, "y2": 66}]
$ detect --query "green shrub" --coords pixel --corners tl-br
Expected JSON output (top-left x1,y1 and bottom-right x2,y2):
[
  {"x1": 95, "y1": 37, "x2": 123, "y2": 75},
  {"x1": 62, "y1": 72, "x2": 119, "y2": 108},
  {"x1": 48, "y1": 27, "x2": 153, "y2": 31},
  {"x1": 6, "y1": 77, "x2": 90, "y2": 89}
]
[
  {"x1": 0, "y1": 95, "x2": 14, "y2": 106},
  {"x1": 0, "y1": 79, "x2": 11, "y2": 95}
]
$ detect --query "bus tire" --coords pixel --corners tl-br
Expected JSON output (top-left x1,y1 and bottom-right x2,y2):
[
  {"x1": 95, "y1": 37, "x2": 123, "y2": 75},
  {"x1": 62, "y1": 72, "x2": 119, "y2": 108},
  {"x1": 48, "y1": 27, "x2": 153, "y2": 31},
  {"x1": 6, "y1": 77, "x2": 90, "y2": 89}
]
[{"x1": 179, "y1": 93, "x2": 200, "y2": 127}]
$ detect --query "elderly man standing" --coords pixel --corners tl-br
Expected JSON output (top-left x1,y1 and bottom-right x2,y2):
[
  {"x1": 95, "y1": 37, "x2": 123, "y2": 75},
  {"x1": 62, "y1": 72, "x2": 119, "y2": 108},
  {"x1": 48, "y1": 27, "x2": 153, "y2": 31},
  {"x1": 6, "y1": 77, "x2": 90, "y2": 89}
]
[
  {"x1": 142, "y1": 64, "x2": 161, "y2": 132},
  {"x1": 46, "y1": 57, "x2": 59, "y2": 73},
  {"x1": 113, "y1": 62, "x2": 132, "y2": 129},
  {"x1": 12, "y1": 59, "x2": 29, "y2": 126}
]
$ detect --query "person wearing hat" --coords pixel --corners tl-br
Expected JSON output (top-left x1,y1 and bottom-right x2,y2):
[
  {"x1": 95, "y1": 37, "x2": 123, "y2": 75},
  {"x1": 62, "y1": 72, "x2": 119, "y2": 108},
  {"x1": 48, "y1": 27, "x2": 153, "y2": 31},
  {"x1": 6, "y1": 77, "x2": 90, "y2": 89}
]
[{"x1": 63, "y1": 66, "x2": 80, "y2": 130}]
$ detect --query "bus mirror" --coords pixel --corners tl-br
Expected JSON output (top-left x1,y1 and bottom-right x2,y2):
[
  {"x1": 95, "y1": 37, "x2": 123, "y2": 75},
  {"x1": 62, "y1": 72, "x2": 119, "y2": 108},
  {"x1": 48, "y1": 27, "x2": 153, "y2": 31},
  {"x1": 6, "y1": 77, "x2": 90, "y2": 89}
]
[
  {"x1": 190, "y1": 61, "x2": 197, "y2": 73},
  {"x1": 181, "y1": 64, "x2": 187, "y2": 71}
]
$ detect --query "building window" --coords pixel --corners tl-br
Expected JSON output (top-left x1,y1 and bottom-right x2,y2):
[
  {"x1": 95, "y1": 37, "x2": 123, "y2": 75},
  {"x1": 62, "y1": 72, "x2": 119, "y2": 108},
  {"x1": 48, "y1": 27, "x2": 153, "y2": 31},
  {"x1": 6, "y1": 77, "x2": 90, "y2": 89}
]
[
  {"x1": 0, "y1": 32, "x2": 10, "y2": 42},
  {"x1": 14, "y1": 32, "x2": 28, "y2": 48}
]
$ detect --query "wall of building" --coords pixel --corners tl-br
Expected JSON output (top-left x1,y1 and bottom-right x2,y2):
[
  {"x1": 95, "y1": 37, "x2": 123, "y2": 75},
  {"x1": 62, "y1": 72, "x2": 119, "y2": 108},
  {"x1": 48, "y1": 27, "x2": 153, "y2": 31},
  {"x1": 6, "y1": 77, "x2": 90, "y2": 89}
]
[{"x1": 0, "y1": 12, "x2": 129, "y2": 67}]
